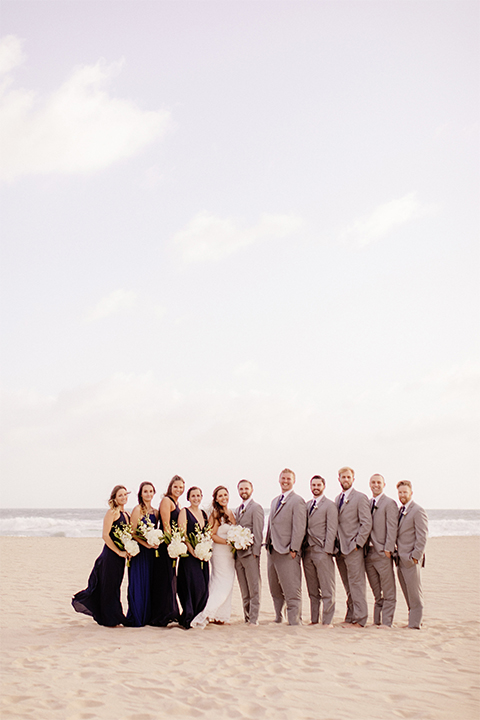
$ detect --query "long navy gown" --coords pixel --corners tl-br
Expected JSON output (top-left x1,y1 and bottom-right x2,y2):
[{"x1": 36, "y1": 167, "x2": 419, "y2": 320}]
[
  {"x1": 72, "y1": 511, "x2": 128, "y2": 627},
  {"x1": 149, "y1": 500, "x2": 180, "y2": 626},
  {"x1": 177, "y1": 509, "x2": 210, "y2": 629},
  {"x1": 125, "y1": 511, "x2": 157, "y2": 627}
]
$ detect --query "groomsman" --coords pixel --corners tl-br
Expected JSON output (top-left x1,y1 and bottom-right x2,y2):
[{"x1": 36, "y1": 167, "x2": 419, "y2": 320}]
[
  {"x1": 265, "y1": 468, "x2": 307, "y2": 625},
  {"x1": 396, "y1": 480, "x2": 428, "y2": 629},
  {"x1": 302, "y1": 475, "x2": 338, "y2": 626},
  {"x1": 234, "y1": 480, "x2": 265, "y2": 626},
  {"x1": 365, "y1": 474, "x2": 398, "y2": 627},
  {"x1": 335, "y1": 466, "x2": 372, "y2": 627}
]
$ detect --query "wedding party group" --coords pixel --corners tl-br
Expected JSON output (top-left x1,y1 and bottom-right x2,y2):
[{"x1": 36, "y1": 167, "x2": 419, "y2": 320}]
[{"x1": 72, "y1": 466, "x2": 429, "y2": 630}]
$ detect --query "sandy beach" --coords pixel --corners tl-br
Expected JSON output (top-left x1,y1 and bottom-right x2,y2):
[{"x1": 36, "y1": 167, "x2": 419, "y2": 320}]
[{"x1": 0, "y1": 536, "x2": 479, "y2": 720}]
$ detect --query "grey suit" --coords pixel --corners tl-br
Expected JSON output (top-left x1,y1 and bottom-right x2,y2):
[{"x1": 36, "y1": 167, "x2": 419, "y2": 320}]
[
  {"x1": 234, "y1": 499, "x2": 264, "y2": 625},
  {"x1": 302, "y1": 495, "x2": 338, "y2": 624},
  {"x1": 335, "y1": 488, "x2": 372, "y2": 626},
  {"x1": 396, "y1": 501, "x2": 428, "y2": 629},
  {"x1": 365, "y1": 494, "x2": 398, "y2": 626},
  {"x1": 265, "y1": 491, "x2": 307, "y2": 625}
]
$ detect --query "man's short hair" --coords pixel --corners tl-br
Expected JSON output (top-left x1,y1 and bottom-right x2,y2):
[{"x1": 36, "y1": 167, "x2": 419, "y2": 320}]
[
  {"x1": 338, "y1": 466, "x2": 354, "y2": 476},
  {"x1": 237, "y1": 479, "x2": 253, "y2": 489},
  {"x1": 280, "y1": 468, "x2": 295, "y2": 480},
  {"x1": 396, "y1": 480, "x2": 412, "y2": 489},
  {"x1": 311, "y1": 475, "x2": 326, "y2": 485}
]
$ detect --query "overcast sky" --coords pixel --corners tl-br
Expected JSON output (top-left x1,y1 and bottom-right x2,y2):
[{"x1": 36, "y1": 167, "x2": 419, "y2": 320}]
[{"x1": 1, "y1": 0, "x2": 478, "y2": 510}]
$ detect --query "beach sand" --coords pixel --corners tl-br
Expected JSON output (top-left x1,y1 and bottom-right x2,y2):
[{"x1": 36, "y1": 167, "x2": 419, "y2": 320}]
[{"x1": 0, "y1": 536, "x2": 479, "y2": 720}]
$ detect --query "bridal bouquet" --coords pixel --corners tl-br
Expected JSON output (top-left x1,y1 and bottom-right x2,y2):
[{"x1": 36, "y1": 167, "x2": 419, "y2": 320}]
[
  {"x1": 227, "y1": 525, "x2": 254, "y2": 553},
  {"x1": 188, "y1": 523, "x2": 213, "y2": 568},
  {"x1": 136, "y1": 515, "x2": 164, "y2": 557},
  {"x1": 163, "y1": 522, "x2": 188, "y2": 567},
  {"x1": 112, "y1": 522, "x2": 140, "y2": 566}
]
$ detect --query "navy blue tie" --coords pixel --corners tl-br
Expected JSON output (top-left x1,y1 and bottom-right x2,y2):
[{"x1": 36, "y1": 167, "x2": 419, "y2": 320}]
[
  {"x1": 276, "y1": 494, "x2": 284, "y2": 511},
  {"x1": 338, "y1": 493, "x2": 345, "y2": 510}
]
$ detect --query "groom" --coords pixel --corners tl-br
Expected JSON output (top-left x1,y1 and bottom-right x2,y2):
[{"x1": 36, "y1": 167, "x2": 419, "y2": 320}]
[{"x1": 234, "y1": 480, "x2": 265, "y2": 626}]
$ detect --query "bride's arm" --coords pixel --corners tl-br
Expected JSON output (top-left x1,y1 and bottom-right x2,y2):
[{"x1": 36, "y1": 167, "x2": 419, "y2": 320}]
[{"x1": 210, "y1": 516, "x2": 228, "y2": 545}]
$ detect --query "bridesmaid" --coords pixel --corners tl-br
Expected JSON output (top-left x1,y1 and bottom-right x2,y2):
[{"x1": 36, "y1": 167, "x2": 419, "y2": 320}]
[
  {"x1": 149, "y1": 475, "x2": 185, "y2": 626},
  {"x1": 177, "y1": 487, "x2": 210, "y2": 629},
  {"x1": 125, "y1": 482, "x2": 159, "y2": 627},
  {"x1": 72, "y1": 485, "x2": 131, "y2": 627}
]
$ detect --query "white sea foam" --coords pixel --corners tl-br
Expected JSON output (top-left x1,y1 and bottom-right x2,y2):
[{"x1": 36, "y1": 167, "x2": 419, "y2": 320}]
[
  {"x1": 0, "y1": 508, "x2": 479, "y2": 538},
  {"x1": 0, "y1": 510, "x2": 104, "y2": 537}
]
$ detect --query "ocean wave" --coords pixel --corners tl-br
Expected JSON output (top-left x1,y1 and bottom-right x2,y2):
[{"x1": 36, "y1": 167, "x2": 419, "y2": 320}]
[
  {"x1": 1, "y1": 509, "x2": 479, "y2": 538},
  {"x1": 428, "y1": 518, "x2": 480, "y2": 537},
  {"x1": 0, "y1": 515, "x2": 102, "y2": 538}
]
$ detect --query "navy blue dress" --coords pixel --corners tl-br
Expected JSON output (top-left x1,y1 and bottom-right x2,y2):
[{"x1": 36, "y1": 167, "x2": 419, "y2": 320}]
[
  {"x1": 125, "y1": 511, "x2": 157, "y2": 627},
  {"x1": 72, "y1": 511, "x2": 128, "y2": 627},
  {"x1": 149, "y1": 499, "x2": 180, "y2": 626},
  {"x1": 177, "y1": 509, "x2": 210, "y2": 629}
]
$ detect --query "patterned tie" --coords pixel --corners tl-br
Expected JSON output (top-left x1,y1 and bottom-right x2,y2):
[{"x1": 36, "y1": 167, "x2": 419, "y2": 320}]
[
  {"x1": 371, "y1": 499, "x2": 376, "y2": 514},
  {"x1": 398, "y1": 506, "x2": 406, "y2": 524},
  {"x1": 276, "y1": 494, "x2": 284, "y2": 512},
  {"x1": 309, "y1": 500, "x2": 317, "y2": 516},
  {"x1": 338, "y1": 493, "x2": 345, "y2": 510}
]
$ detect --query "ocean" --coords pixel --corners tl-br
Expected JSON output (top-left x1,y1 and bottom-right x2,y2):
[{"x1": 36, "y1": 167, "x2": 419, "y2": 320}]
[{"x1": 0, "y1": 508, "x2": 479, "y2": 538}]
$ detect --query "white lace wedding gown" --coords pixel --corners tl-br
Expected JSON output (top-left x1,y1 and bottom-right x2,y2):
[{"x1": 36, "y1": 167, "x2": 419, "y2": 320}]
[{"x1": 191, "y1": 522, "x2": 235, "y2": 628}]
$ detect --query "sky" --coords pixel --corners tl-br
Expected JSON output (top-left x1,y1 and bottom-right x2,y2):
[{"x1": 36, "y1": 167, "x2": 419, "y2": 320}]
[{"x1": 0, "y1": 0, "x2": 478, "y2": 510}]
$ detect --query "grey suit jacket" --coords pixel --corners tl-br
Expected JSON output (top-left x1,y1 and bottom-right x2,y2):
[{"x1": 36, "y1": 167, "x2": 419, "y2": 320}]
[
  {"x1": 335, "y1": 488, "x2": 372, "y2": 555},
  {"x1": 305, "y1": 495, "x2": 338, "y2": 554},
  {"x1": 370, "y1": 494, "x2": 398, "y2": 555},
  {"x1": 396, "y1": 501, "x2": 428, "y2": 563},
  {"x1": 266, "y1": 491, "x2": 307, "y2": 555},
  {"x1": 235, "y1": 499, "x2": 264, "y2": 557}
]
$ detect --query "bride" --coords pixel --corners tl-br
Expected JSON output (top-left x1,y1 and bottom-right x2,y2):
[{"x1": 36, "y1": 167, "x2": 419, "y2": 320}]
[{"x1": 191, "y1": 485, "x2": 236, "y2": 628}]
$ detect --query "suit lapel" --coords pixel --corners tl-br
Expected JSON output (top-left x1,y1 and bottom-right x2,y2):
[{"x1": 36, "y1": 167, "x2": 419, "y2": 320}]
[{"x1": 274, "y1": 492, "x2": 292, "y2": 517}]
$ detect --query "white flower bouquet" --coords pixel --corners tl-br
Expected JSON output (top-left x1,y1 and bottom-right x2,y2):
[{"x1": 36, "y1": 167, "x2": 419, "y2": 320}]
[
  {"x1": 188, "y1": 523, "x2": 213, "y2": 568},
  {"x1": 112, "y1": 522, "x2": 140, "y2": 566},
  {"x1": 226, "y1": 525, "x2": 254, "y2": 553},
  {"x1": 135, "y1": 515, "x2": 164, "y2": 557},
  {"x1": 163, "y1": 522, "x2": 188, "y2": 567}
]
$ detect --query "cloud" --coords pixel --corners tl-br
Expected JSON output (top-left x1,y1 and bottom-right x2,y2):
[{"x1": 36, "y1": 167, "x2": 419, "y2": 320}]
[
  {"x1": 84, "y1": 289, "x2": 138, "y2": 322},
  {"x1": 0, "y1": 34, "x2": 25, "y2": 78},
  {"x1": 1, "y1": 365, "x2": 478, "y2": 508},
  {"x1": 340, "y1": 193, "x2": 424, "y2": 247},
  {"x1": 84, "y1": 290, "x2": 167, "y2": 323},
  {"x1": 0, "y1": 36, "x2": 171, "y2": 181},
  {"x1": 173, "y1": 211, "x2": 304, "y2": 262}
]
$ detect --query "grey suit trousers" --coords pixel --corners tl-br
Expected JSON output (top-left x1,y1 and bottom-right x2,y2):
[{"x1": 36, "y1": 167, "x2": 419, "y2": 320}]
[
  {"x1": 336, "y1": 548, "x2": 368, "y2": 626},
  {"x1": 235, "y1": 553, "x2": 261, "y2": 624},
  {"x1": 302, "y1": 547, "x2": 335, "y2": 624},
  {"x1": 365, "y1": 551, "x2": 396, "y2": 626},
  {"x1": 397, "y1": 558, "x2": 424, "y2": 629},
  {"x1": 267, "y1": 549, "x2": 302, "y2": 625}
]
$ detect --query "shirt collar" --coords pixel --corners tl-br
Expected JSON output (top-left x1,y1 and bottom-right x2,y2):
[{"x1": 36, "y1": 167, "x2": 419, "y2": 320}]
[{"x1": 342, "y1": 486, "x2": 354, "y2": 501}]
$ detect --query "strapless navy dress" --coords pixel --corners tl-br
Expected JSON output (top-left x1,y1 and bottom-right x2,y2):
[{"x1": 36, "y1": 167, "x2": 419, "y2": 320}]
[
  {"x1": 72, "y1": 511, "x2": 128, "y2": 627},
  {"x1": 125, "y1": 512, "x2": 157, "y2": 627},
  {"x1": 149, "y1": 503, "x2": 180, "y2": 626},
  {"x1": 177, "y1": 509, "x2": 210, "y2": 629}
]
